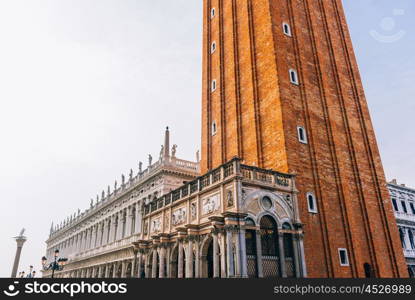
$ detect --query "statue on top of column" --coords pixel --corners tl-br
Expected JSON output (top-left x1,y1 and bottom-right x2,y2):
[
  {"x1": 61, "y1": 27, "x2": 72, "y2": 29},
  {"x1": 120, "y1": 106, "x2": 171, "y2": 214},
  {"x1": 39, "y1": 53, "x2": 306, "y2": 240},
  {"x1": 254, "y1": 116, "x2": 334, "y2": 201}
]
[
  {"x1": 148, "y1": 154, "x2": 153, "y2": 166},
  {"x1": 196, "y1": 150, "x2": 200, "y2": 162},
  {"x1": 172, "y1": 145, "x2": 177, "y2": 158},
  {"x1": 121, "y1": 174, "x2": 125, "y2": 186},
  {"x1": 160, "y1": 145, "x2": 164, "y2": 161},
  {"x1": 139, "y1": 161, "x2": 143, "y2": 174},
  {"x1": 129, "y1": 169, "x2": 133, "y2": 181}
]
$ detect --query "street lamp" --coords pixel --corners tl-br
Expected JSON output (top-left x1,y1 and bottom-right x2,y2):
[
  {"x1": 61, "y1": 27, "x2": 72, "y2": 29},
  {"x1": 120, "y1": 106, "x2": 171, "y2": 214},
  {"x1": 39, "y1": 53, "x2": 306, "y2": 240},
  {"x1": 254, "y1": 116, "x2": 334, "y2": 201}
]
[{"x1": 41, "y1": 249, "x2": 68, "y2": 278}]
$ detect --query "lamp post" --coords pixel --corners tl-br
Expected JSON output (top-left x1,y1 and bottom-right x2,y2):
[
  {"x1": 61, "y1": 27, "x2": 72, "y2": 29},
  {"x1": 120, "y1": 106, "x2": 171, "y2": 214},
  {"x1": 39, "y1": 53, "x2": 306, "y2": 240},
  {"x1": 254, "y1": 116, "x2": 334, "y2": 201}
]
[{"x1": 41, "y1": 249, "x2": 68, "y2": 278}]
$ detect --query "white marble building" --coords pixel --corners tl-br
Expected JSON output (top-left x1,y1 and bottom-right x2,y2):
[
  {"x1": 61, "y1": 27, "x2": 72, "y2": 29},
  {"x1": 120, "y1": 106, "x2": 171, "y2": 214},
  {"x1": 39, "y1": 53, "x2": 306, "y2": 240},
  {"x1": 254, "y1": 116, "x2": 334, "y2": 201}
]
[
  {"x1": 388, "y1": 180, "x2": 415, "y2": 277},
  {"x1": 42, "y1": 128, "x2": 307, "y2": 278}
]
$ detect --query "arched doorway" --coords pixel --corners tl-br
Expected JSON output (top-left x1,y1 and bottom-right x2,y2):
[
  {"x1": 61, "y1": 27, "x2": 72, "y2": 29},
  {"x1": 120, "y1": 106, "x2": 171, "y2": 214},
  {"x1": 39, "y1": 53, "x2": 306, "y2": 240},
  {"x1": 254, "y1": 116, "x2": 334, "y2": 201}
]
[{"x1": 260, "y1": 215, "x2": 280, "y2": 278}]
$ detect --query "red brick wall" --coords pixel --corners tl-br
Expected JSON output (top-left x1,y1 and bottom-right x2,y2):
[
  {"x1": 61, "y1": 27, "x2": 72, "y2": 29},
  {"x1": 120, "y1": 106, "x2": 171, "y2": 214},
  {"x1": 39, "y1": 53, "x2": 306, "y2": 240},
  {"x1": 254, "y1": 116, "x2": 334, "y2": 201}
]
[{"x1": 201, "y1": 0, "x2": 408, "y2": 278}]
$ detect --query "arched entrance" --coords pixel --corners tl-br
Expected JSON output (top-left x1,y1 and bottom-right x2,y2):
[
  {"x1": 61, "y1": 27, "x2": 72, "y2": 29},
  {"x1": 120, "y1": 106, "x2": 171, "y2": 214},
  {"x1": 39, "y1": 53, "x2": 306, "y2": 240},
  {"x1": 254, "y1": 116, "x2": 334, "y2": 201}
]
[
  {"x1": 260, "y1": 216, "x2": 280, "y2": 278},
  {"x1": 108, "y1": 265, "x2": 114, "y2": 278},
  {"x1": 170, "y1": 246, "x2": 178, "y2": 278}
]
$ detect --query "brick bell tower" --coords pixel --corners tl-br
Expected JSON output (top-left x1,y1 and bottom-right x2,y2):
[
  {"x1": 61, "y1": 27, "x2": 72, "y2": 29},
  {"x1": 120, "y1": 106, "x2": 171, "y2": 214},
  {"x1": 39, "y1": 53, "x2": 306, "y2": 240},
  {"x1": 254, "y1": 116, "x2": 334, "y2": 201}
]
[{"x1": 201, "y1": 0, "x2": 407, "y2": 278}]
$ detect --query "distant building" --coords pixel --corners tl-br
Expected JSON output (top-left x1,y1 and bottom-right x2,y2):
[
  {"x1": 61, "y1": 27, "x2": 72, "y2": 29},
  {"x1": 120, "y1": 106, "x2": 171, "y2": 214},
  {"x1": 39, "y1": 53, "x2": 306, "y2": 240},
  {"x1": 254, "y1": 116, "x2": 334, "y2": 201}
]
[{"x1": 388, "y1": 180, "x2": 415, "y2": 277}]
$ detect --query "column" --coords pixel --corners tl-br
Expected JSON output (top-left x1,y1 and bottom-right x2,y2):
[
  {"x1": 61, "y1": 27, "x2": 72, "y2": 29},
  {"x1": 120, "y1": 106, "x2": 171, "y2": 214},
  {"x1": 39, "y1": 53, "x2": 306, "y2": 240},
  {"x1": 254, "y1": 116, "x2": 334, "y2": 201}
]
[
  {"x1": 109, "y1": 215, "x2": 116, "y2": 243},
  {"x1": 117, "y1": 211, "x2": 123, "y2": 241},
  {"x1": 137, "y1": 253, "x2": 143, "y2": 278},
  {"x1": 166, "y1": 246, "x2": 171, "y2": 278},
  {"x1": 219, "y1": 232, "x2": 226, "y2": 277},
  {"x1": 152, "y1": 249, "x2": 158, "y2": 278},
  {"x1": 278, "y1": 233, "x2": 287, "y2": 278},
  {"x1": 159, "y1": 246, "x2": 166, "y2": 278},
  {"x1": 292, "y1": 234, "x2": 301, "y2": 278},
  {"x1": 131, "y1": 253, "x2": 137, "y2": 278},
  {"x1": 112, "y1": 263, "x2": 117, "y2": 278},
  {"x1": 90, "y1": 226, "x2": 97, "y2": 250},
  {"x1": 194, "y1": 238, "x2": 200, "y2": 278},
  {"x1": 213, "y1": 232, "x2": 220, "y2": 278},
  {"x1": 125, "y1": 206, "x2": 133, "y2": 237},
  {"x1": 255, "y1": 230, "x2": 264, "y2": 278},
  {"x1": 186, "y1": 238, "x2": 194, "y2": 278},
  {"x1": 178, "y1": 240, "x2": 184, "y2": 278},
  {"x1": 96, "y1": 223, "x2": 102, "y2": 248},
  {"x1": 238, "y1": 226, "x2": 248, "y2": 278},
  {"x1": 226, "y1": 227, "x2": 235, "y2": 278},
  {"x1": 101, "y1": 221, "x2": 107, "y2": 246},
  {"x1": 105, "y1": 264, "x2": 110, "y2": 278},
  {"x1": 121, "y1": 261, "x2": 127, "y2": 278}
]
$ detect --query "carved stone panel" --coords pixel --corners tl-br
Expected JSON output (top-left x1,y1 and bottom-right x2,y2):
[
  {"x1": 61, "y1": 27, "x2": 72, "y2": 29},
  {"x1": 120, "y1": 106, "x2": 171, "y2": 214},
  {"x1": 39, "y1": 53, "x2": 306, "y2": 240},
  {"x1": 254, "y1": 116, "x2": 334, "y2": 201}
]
[
  {"x1": 201, "y1": 193, "x2": 220, "y2": 216},
  {"x1": 172, "y1": 207, "x2": 187, "y2": 226}
]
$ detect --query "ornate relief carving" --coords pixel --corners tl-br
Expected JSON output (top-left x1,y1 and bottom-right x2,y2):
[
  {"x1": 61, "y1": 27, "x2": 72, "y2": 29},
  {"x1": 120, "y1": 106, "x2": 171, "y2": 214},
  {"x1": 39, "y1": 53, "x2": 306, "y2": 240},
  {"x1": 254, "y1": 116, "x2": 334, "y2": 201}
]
[
  {"x1": 201, "y1": 194, "x2": 220, "y2": 215},
  {"x1": 172, "y1": 207, "x2": 187, "y2": 226}
]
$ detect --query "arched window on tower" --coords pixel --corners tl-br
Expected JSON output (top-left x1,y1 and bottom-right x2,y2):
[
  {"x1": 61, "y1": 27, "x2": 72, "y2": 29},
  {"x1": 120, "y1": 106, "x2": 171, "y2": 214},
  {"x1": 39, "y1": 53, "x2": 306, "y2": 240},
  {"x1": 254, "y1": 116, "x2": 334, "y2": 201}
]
[
  {"x1": 282, "y1": 22, "x2": 292, "y2": 36},
  {"x1": 307, "y1": 193, "x2": 318, "y2": 213}
]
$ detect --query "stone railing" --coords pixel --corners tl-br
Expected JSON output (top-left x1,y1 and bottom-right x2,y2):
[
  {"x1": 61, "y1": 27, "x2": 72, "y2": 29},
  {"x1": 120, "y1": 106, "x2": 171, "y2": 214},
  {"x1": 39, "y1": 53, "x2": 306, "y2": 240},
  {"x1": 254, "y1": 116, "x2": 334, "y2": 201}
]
[{"x1": 143, "y1": 158, "x2": 295, "y2": 216}]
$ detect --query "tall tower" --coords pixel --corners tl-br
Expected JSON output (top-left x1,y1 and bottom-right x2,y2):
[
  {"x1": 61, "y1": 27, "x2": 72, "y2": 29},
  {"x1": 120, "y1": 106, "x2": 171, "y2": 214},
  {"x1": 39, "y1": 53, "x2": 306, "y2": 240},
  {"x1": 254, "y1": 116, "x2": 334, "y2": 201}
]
[{"x1": 201, "y1": 0, "x2": 407, "y2": 277}]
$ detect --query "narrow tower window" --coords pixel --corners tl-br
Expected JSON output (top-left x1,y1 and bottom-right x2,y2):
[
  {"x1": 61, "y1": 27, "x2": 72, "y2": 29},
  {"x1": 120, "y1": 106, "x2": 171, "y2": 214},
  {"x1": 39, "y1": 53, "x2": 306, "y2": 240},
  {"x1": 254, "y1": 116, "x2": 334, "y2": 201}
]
[
  {"x1": 283, "y1": 22, "x2": 292, "y2": 36},
  {"x1": 338, "y1": 248, "x2": 349, "y2": 266},
  {"x1": 307, "y1": 193, "x2": 318, "y2": 213},
  {"x1": 211, "y1": 41, "x2": 217, "y2": 54},
  {"x1": 211, "y1": 8, "x2": 216, "y2": 19},
  {"x1": 211, "y1": 79, "x2": 217, "y2": 92},
  {"x1": 297, "y1": 126, "x2": 308, "y2": 144},
  {"x1": 289, "y1": 69, "x2": 299, "y2": 85},
  {"x1": 212, "y1": 121, "x2": 217, "y2": 136}
]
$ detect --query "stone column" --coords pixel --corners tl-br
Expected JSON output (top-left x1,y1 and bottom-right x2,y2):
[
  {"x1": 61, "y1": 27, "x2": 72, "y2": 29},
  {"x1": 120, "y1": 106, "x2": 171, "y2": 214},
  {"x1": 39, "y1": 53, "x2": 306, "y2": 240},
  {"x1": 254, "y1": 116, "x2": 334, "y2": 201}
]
[
  {"x1": 238, "y1": 226, "x2": 248, "y2": 278},
  {"x1": 96, "y1": 223, "x2": 102, "y2": 248},
  {"x1": 278, "y1": 233, "x2": 287, "y2": 278},
  {"x1": 226, "y1": 227, "x2": 235, "y2": 278},
  {"x1": 11, "y1": 235, "x2": 27, "y2": 278},
  {"x1": 112, "y1": 263, "x2": 117, "y2": 278},
  {"x1": 109, "y1": 215, "x2": 116, "y2": 243},
  {"x1": 255, "y1": 230, "x2": 264, "y2": 278},
  {"x1": 131, "y1": 252, "x2": 137, "y2": 278},
  {"x1": 90, "y1": 226, "x2": 97, "y2": 250},
  {"x1": 186, "y1": 238, "x2": 194, "y2": 278},
  {"x1": 135, "y1": 202, "x2": 142, "y2": 234},
  {"x1": 178, "y1": 240, "x2": 184, "y2": 278},
  {"x1": 125, "y1": 206, "x2": 133, "y2": 237},
  {"x1": 117, "y1": 211, "x2": 123, "y2": 241},
  {"x1": 121, "y1": 261, "x2": 127, "y2": 278},
  {"x1": 292, "y1": 234, "x2": 300, "y2": 278},
  {"x1": 159, "y1": 246, "x2": 166, "y2": 278},
  {"x1": 105, "y1": 264, "x2": 110, "y2": 278},
  {"x1": 137, "y1": 252, "x2": 143, "y2": 278},
  {"x1": 219, "y1": 232, "x2": 226, "y2": 278},
  {"x1": 152, "y1": 249, "x2": 158, "y2": 278},
  {"x1": 213, "y1": 231, "x2": 220, "y2": 278}
]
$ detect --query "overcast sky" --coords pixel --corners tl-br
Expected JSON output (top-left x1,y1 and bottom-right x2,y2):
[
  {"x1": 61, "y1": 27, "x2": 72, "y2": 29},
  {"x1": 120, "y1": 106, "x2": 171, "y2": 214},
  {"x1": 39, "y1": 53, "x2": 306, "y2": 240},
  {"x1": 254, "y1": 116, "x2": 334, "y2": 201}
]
[{"x1": 0, "y1": 0, "x2": 414, "y2": 277}]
